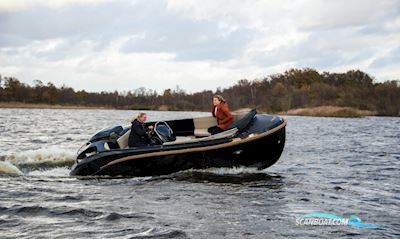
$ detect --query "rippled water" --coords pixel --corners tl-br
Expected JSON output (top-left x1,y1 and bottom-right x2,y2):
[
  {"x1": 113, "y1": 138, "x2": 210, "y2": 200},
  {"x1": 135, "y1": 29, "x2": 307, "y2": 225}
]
[{"x1": 0, "y1": 109, "x2": 399, "y2": 238}]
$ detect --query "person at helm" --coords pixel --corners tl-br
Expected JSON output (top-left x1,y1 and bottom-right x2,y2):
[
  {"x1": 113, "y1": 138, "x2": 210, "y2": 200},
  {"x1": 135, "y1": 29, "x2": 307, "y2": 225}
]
[{"x1": 128, "y1": 112, "x2": 154, "y2": 147}]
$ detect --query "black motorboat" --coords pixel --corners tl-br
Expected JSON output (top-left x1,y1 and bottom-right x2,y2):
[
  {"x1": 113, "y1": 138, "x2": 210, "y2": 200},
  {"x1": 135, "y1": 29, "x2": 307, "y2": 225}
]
[{"x1": 70, "y1": 109, "x2": 286, "y2": 177}]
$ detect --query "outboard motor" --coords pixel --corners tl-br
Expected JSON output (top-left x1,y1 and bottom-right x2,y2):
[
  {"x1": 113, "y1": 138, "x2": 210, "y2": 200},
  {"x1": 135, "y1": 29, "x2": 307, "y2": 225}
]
[{"x1": 154, "y1": 121, "x2": 176, "y2": 143}]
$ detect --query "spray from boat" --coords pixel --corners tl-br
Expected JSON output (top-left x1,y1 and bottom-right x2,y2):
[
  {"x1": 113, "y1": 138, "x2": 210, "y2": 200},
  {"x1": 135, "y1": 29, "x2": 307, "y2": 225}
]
[{"x1": 0, "y1": 147, "x2": 75, "y2": 176}]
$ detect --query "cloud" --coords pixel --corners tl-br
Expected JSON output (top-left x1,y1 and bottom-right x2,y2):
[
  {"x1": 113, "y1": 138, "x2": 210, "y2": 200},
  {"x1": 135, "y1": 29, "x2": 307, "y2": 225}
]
[
  {"x1": 370, "y1": 47, "x2": 400, "y2": 69},
  {"x1": 0, "y1": 0, "x2": 110, "y2": 12},
  {"x1": 0, "y1": 0, "x2": 399, "y2": 92},
  {"x1": 119, "y1": 28, "x2": 255, "y2": 61}
]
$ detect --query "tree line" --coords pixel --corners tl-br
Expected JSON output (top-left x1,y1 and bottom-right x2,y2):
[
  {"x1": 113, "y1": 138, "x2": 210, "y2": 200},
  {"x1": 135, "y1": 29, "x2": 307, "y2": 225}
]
[{"x1": 0, "y1": 68, "x2": 399, "y2": 116}]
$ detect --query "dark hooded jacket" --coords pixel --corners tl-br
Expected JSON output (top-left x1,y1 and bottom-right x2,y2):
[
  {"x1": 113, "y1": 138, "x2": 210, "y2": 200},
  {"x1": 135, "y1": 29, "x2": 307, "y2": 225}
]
[{"x1": 128, "y1": 119, "x2": 150, "y2": 147}]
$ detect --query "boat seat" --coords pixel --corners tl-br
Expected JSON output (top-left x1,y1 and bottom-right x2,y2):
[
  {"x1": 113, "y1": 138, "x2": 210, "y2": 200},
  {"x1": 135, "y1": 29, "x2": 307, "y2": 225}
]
[
  {"x1": 193, "y1": 116, "x2": 215, "y2": 137},
  {"x1": 192, "y1": 109, "x2": 250, "y2": 137},
  {"x1": 174, "y1": 136, "x2": 196, "y2": 143},
  {"x1": 194, "y1": 129, "x2": 211, "y2": 137},
  {"x1": 163, "y1": 128, "x2": 238, "y2": 146},
  {"x1": 201, "y1": 128, "x2": 238, "y2": 140},
  {"x1": 117, "y1": 129, "x2": 130, "y2": 149},
  {"x1": 104, "y1": 142, "x2": 111, "y2": 150}
]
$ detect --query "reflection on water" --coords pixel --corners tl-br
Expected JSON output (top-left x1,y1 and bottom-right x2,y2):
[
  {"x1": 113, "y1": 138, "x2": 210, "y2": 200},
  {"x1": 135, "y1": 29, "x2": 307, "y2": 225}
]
[{"x1": 0, "y1": 109, "x2": 399, "y2": 238}]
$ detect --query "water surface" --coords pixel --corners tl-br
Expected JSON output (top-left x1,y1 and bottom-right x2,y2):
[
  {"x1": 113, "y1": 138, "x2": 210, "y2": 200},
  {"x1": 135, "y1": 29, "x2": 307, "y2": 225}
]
[{"x1": 0, "y1": 109, "x2": 399, "y2": 238}]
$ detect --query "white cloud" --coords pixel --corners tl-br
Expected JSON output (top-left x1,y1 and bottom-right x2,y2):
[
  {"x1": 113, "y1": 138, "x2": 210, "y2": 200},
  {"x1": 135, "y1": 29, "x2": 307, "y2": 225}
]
[
  {"x1": 167, "y1": 0, "x2": 400, "y2": 29},
  {"x1": 0, "y1": 0, "x2": 399, "y2": 92},
  {"x1": 0, "y1": 0, "x2": 110, "y2": 12},
  {"x1": 0, "y1": 36, "x2": 260, "y2": 92}
]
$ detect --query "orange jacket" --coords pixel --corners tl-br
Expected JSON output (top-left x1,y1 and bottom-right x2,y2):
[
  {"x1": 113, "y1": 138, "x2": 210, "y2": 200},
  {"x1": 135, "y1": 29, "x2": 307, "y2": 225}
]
[{"x1": 212, "y1": 102, "x2": 233, "y2": 130}]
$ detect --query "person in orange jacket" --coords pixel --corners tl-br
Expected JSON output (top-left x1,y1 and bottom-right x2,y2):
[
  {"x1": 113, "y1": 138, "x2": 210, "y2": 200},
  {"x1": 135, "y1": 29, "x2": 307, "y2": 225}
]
[{"x1": 208, "y1": 95, "x2": 234, "y2": 135}]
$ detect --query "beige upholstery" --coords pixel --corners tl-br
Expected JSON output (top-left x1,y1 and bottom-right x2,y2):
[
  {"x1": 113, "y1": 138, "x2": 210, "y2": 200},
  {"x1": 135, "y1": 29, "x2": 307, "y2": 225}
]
[
  {"x1": 193, "y1": 116, "x2": 215, "y2": 137},
  {"x1": 163, "y1": 128, "x2": 238, "y2": 146},
  {"x1": 192, "y1": 109, "x2": 250, "y2": 137},
  {"x1": 104, "y1": 142, "x2": 110, "y2": 150},
  {"x1": 117, "y1": 129, "x2": 130, "y2": 149},
  {"x1": 174, "y1": 136, "x2": 196, "y2": 143}
]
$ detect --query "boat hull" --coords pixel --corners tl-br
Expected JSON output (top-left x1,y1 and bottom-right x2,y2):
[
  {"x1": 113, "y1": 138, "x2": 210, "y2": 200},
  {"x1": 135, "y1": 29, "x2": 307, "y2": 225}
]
[{"x1": 70, "y1": 119, "x2": 286, "y2": 177}]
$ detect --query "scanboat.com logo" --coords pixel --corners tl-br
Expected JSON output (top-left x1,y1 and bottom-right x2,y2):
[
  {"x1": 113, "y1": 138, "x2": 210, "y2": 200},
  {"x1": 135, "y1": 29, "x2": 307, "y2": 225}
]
[{"x1": 296, "y1": 213, "x2": 382, "y2": 229}]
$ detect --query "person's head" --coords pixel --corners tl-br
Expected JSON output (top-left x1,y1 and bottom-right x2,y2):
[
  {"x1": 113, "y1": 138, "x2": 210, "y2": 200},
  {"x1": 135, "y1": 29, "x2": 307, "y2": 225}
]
[
  {"x1": 213, "y1": 95, "x2": 226, "y2": 106},
  {"x1": 136, "y1": 112, "x2": 147, "y2": 123}
]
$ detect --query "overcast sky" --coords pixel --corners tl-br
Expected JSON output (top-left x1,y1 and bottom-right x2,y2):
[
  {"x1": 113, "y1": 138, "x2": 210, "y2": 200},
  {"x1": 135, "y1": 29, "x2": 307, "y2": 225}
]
[{"x1": 0, "y1": 0, "x2": 399, "y2": 93}]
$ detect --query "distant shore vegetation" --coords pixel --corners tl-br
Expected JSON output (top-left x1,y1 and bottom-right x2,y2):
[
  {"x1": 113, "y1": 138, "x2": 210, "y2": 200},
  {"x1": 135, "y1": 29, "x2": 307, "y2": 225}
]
[{"x1": 0, "y1": 68, "x2": 399, "y2": 117}]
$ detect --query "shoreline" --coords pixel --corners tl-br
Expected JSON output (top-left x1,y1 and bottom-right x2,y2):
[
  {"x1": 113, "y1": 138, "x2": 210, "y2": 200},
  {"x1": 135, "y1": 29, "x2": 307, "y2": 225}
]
[
  {"x1": 278, "y1": 106, "x2": 377, "y2": 118},
  {"x1": 0, "y1": 102, "x2": 386, "y2": 117},
  {"x1": 0, "y1": 102, "x2": 112, "y2": 110}
]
